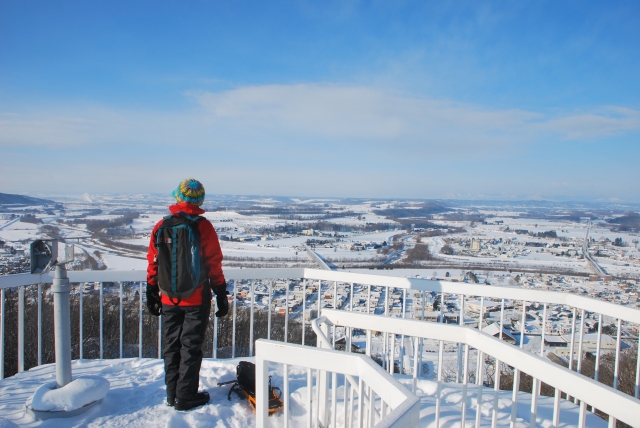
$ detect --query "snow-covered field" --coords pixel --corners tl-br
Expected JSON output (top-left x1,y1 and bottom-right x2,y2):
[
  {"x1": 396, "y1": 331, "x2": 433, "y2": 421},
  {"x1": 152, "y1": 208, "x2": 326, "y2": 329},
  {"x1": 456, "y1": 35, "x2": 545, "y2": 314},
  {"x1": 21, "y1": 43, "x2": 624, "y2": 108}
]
[{"x1": 0, "y1": 358, "x2": 607, "y2": 427}]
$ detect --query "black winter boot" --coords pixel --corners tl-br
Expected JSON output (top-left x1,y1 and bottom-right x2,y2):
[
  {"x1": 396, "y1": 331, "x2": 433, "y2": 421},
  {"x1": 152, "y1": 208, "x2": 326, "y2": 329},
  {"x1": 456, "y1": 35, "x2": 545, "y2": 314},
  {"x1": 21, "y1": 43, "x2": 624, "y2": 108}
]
[{"x1": 175, "y1": 391, "x2": 210, "y2": 411}]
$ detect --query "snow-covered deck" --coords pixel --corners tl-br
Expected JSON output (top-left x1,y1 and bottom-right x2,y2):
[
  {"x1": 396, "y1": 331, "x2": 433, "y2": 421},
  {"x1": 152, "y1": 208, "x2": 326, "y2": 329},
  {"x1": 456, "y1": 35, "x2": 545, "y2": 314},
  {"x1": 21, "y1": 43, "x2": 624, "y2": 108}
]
[{"x1": 0, "y1": 358, "x2": 607, "y2": 427}]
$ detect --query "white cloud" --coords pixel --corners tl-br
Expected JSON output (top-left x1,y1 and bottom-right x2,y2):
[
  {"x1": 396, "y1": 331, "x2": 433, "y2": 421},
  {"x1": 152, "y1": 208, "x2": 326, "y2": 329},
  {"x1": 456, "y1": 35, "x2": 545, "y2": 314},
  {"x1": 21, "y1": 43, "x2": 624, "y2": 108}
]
[
  {"x1": 1, "y1": 84, "x2": 638, "y2": 153},
  {"x1": 191, "y1": 84, "x2": 540, "y2": 144},
  {"x1": 0, "y1": 111, "x2": 99, "y2": 147},
  {"x1": 191, "y1": 84, "x2": 640, "y2": 143},
  {"x1": 534, "y1": 106, "x2": 640, "y2": 139}
]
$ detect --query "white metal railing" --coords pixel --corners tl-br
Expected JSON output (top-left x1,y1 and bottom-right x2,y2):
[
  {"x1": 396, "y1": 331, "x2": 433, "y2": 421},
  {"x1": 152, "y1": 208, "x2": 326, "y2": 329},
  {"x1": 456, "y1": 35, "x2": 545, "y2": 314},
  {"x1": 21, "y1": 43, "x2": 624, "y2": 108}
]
[
  {"x1": 1, "y1": 267, "x2": 640, "y2": 425},
  {"x1": 255, "y1": 339, "x2": 420, "y2": 428},
  {"x1": 316, "y1": 309, "x2": 640, "y2": 428}
]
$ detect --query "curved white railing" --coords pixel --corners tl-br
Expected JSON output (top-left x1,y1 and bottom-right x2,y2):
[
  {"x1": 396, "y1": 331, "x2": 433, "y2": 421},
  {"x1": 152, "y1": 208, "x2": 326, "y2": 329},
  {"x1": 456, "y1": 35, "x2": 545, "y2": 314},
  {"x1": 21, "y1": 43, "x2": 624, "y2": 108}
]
[
  {"x1": 255, "y1": 339, "x2": 420, "y2": 428},
  {"x1": 317, "y1": 309, "x2": 640, "y2": 428}
]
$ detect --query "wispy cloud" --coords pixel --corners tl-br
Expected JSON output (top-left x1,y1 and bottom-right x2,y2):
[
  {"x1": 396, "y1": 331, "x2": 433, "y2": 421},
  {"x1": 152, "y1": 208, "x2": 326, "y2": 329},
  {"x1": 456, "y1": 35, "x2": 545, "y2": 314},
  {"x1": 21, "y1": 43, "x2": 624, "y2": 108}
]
[
  {"x1": 534, "y1": 106, "x2": 640, "y2": 140},
  {"x1": 191, "y1": 84, "x2": 640, "y2": 143},
  {"x1": 0, "y1": 111, "x2": 100, "y2": 148},
  {"x1": 1, "y1": 84, "x2": 638, "y2": 153}
]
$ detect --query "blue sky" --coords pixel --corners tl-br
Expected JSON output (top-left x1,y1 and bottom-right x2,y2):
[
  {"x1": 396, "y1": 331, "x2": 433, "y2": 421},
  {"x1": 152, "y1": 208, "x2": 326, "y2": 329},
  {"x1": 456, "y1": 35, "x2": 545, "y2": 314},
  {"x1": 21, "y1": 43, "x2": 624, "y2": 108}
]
[{"x1": 1, "y1": 1, "x2": 639, "y2": 201}]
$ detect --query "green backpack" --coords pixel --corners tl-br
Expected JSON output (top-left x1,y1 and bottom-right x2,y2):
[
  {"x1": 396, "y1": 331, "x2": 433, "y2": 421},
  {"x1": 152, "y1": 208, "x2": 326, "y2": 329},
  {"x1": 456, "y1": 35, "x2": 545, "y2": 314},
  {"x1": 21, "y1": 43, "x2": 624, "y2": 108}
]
[{"x1": 155, "y1": 213, "x2": 206, "y2": 303}]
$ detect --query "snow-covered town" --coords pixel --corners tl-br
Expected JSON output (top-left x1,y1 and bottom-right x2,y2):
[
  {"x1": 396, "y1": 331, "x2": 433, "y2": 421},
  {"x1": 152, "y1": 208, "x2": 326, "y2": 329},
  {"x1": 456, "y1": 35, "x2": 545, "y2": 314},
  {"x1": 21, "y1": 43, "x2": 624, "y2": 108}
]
[{"x1": 2, "y1": 194, "x2": 640, "y2": 375}]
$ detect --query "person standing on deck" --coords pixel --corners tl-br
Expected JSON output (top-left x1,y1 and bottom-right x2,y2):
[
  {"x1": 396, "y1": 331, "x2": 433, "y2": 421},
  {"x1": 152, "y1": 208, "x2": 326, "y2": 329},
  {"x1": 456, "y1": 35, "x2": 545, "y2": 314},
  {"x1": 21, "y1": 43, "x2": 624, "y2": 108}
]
[{"x1": 145, "y1": 178, "x2": 229, "y2": 411}]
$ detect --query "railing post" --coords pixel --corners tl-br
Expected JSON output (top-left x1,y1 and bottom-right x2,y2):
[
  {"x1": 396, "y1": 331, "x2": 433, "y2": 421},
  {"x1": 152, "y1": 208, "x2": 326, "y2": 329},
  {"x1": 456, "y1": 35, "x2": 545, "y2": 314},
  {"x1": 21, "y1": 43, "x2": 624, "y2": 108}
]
[
  {"x1": 578, "y1": 400, "x2": 586, "y2": 428},
  {"x1": 476, "y1": 296, "x2": 484, "y2": 383},
  {"x1": 0, "y1": 288, "x2": 5, "y2": 380},
  {"x1": 552, "y1": 388, "x2": 561, "y2": 428},
  {"x1": 475, "y1": 350, "x2": 484, "y2": 428},
  {"x1": 138, "y1": 281, "x2": 142, "y2": 358},
  {"x1": 250, "y1": 281, "x2": 255, "y2": 356},
  {"x1": 80, "y1": 283, "x2": 84, "y2": 359},
  {"x1": 613, "y1": 318, "x2": 621, "y2": 390},
  {"x1": 267, "y1": 280, "x2": 272, "y2": 340},
  {"x1": 347, "y1": 283, "x2": 354, "y2": 352},
  {"x1": 232, "y1": 280, "x2": 237, "y2": 357},
  {"x1": 318, "y1": 320, "x2": 330, "y2": 427},
  {"x1": 307, "y1": 368, "x2": 313, "y2": 428},
  {"x1": 435, "y1": 339, "x2": 443, "y2": 427},
  {"x1": 577, "y1": 309, "x2": 585, "y2": 376},
  {"x1": 492, "y1": 358, "x2": 500, "y2": 428},
  {"x1": 37, "y1": 282, "x2": 42, "y2": 366},
  {"x1": 595, "y1": 313, "x2": 603, "y2": 381},
  {"x1": 333, "y1": 281, "x2": 337, "y2": 348},
  {"x1": 119, "y1": 282, "x2": 123, "y2": 359},
  {"x1": 284, "y1": 280, "x2": 289, "y2": 343},
  {"x1": 511, "y1": 299, "x2": 527, "y2": 427},
  {"x1": 99, "y1": 282, "x2": 104, "y2": 359},
  {"x1": 284, "y1": 363, "x2": 290, "y2": 428},
  {"x1": 334, "y1": 372, "x2": 340, "y2": 428},
  {"x1": 317, "y1": 279, "x2": 321, "y2": 318},
  {"x1": 400, "y1": 288, "x2": 406, "y2": 375},
  {"x1": 382, "y1": 292, "x2": 387, "y2": 370},
  {"x1": 457, "y1": 294, "x2": 464, "y2": 383},
  {"x1": 499, "y1": 299, "x2": 505, "y2": 340},
  {"x1": 461, "y1": 343, "x2": 469, "y2": 426},
  {"x1": 255, "y1": 352, "x2": 269, "y2": 427},
  {"x1": 412, "y1": 336, "x2": 419, "y2": 393},
  {"x1": 302, "y1": 279, "x2": 306, "y2": 346},
  {"x1": 540, "y1": 303, "x2": 547, "y2": 357},
  {"x1": 18, "y1": 286, "x2": 25, "y2": 372},
  {"x1": 18, "y1": 285, "x2": 24, "y2": 372},
  {"x1": 389, "y1": 332, "x2": 395, "y2": 375},
  {"x1": 568, "y1": 308, "x2": 577, "y2": 373},
  {"x1": 357, "y1": 377, "x2": 364, "y2": 428},
  {"x1": 530, "y1": 378, "x2": 539, "y2": 426},
  {"x1": 635, "y1": 335, "x2": 640, "y2": 399}
]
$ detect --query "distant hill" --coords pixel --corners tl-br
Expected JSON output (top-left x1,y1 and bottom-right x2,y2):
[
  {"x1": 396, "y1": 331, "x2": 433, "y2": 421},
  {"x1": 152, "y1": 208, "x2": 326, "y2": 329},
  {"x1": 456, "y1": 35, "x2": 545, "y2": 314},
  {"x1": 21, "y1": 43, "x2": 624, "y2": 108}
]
[{"x1": 0, "y1": 192, "x2": 55, "y2": 205}]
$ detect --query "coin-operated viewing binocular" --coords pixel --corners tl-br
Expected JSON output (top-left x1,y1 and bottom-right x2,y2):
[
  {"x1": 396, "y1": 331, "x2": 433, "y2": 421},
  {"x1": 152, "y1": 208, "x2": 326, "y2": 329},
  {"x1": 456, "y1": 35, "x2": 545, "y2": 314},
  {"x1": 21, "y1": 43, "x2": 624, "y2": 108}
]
[{"x1": 30, "y1": 239, "x2": 74, "y2": 274}]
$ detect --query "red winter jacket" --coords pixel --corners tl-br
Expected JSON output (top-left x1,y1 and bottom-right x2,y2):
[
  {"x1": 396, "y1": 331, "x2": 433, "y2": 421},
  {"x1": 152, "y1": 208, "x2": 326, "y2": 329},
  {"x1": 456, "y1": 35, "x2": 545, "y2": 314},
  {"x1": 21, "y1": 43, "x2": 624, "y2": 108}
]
[{"x1": 147, "y1": 203, "x2": 226, "y2": 306}]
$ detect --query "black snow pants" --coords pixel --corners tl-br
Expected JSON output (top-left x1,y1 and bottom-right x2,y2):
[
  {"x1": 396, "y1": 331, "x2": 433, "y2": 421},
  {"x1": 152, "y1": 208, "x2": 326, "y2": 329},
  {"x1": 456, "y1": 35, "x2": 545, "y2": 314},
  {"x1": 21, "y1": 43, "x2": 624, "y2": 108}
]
[{"x1": 162, "y1": 301, "x2": 211, "y2": 400}]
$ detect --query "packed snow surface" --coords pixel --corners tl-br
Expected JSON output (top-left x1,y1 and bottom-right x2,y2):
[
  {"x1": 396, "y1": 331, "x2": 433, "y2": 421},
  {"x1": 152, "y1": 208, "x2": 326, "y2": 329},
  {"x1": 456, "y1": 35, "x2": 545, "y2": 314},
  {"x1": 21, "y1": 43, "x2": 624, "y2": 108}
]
[
  {"x1": 29, "y1": 376, "x2": 110, "y2": 412},
  {"x1": 0, "y1": 358, "x2": 607, "y2": 427}
]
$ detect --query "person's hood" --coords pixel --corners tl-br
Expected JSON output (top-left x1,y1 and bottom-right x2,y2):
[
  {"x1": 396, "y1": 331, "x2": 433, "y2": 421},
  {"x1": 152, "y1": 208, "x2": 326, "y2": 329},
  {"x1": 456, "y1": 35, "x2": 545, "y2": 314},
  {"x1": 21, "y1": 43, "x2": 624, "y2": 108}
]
[{"x1": 169, "y1": 202, "x2": 206, "y2": 216}]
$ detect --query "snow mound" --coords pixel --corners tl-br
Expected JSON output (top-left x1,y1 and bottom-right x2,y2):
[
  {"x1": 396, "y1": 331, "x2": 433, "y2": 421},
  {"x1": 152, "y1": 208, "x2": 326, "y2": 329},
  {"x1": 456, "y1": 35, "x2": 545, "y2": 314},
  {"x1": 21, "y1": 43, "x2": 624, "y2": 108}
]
[{"x1": 30, "y1": 376, "x2": 110, "y2": 412}]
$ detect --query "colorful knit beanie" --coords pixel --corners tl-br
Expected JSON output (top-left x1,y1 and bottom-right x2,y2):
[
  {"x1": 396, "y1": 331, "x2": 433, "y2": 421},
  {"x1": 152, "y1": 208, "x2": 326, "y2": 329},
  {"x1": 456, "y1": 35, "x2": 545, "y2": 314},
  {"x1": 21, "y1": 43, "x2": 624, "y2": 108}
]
[{"x1": 172, "y1": 178, "x2": 205, "y2": 206}]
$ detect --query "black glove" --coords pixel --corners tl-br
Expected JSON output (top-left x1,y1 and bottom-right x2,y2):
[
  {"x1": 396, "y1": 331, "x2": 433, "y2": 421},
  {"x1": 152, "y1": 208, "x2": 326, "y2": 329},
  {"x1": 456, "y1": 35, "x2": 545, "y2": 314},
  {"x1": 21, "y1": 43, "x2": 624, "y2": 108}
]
[
  {"x1": 146, "y1": 285, "x2": 162, "y2": 317},
  {"x1": 211, "y1": 283, "x2": 229, "y2": 318}
]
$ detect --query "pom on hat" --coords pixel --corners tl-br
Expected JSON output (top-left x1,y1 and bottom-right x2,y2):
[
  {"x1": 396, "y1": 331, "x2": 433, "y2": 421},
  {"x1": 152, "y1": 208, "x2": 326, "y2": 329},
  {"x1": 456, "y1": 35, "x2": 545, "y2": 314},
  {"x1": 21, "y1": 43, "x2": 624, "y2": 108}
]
[{"x1": 172, "y1": 178, "x2": 205, "y2": 206}]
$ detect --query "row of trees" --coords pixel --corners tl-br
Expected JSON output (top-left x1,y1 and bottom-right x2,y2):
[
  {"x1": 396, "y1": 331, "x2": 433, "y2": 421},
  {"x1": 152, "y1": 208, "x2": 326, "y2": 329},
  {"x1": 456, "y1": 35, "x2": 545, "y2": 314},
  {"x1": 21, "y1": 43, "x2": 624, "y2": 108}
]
[{"x1": 63, "y1": 212, "x2": 140, "y2": 234}]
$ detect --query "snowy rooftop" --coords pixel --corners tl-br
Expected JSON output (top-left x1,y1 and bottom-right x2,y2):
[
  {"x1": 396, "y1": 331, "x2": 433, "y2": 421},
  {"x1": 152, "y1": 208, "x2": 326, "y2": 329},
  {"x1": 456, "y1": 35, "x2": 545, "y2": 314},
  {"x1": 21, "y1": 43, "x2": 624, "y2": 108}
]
[{"x1": 0, "y1": 358, "x2": 607, "y2": 427}]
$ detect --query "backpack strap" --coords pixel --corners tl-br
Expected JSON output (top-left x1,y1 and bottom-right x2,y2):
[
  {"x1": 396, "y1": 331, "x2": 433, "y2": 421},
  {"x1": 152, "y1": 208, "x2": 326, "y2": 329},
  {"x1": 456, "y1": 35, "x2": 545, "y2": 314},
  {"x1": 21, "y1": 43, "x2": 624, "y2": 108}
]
[
  {"x1": 154, "y1": 215, "x2": 176, "y2": 248},
  {"x1": 176, "y1": 212, "x2": 203, "y2": 223}
]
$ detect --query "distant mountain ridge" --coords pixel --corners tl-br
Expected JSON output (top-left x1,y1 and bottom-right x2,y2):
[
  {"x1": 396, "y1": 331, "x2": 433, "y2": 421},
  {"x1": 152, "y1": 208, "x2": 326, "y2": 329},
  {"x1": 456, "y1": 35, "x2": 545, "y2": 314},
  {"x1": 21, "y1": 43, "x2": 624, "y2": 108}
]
[{"x1": 0, "y1": 192, "x2": 55, "y2": 205}]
